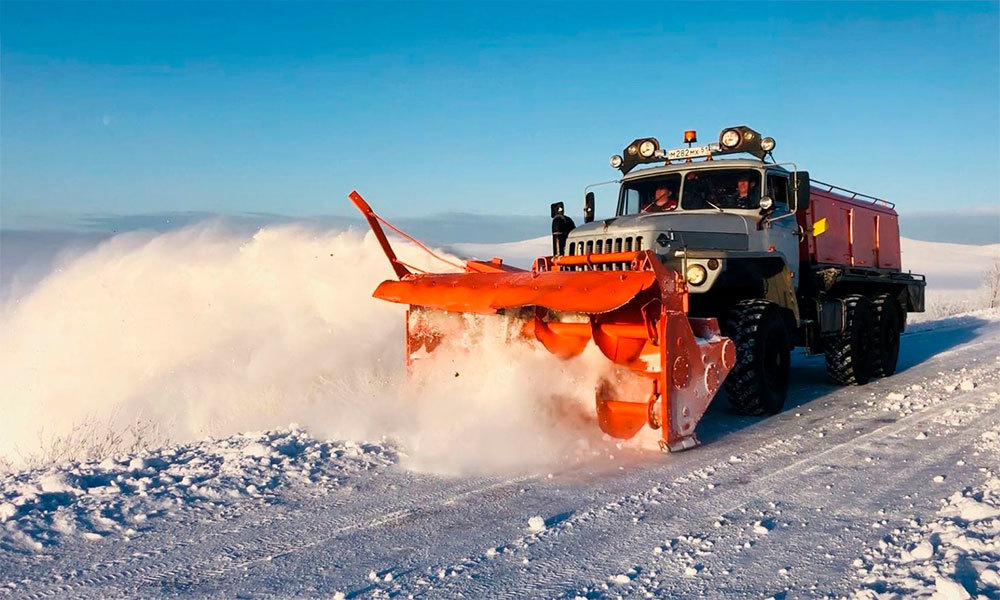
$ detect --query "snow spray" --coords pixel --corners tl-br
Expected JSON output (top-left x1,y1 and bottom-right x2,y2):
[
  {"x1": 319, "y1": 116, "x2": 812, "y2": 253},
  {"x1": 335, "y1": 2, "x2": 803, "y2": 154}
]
[{"x1": 0, "y1": 224, "x2": 608, "y2": 473}]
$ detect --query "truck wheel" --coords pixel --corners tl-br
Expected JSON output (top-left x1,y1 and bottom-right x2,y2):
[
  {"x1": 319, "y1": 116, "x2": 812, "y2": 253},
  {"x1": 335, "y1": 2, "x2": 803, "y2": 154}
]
[
  {"x1": 872, "y1": 294, "x2": 901, "y2": 378},
  {"x1": 722, "y1": 300, "x2": 791, "y2": 416},
  {"x1": 824, "y1": 295, "x2": 875, "y2": 385}
]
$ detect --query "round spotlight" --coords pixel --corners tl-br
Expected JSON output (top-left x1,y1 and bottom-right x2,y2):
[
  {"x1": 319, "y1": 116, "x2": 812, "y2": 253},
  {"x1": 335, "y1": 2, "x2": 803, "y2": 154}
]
[
  {"x1": 626, "y1": 144, "x2": 638, "y2": 156},
  {"x1": 685, "y1": 264, "x2": 707, "y2": 286},
  {"x1": 610, "y1": 154, "x2": 623, "y2": 168},
  {"x1": 761, "y1": 137, "x2": 776, "y2": 152},
  {"x1": 743, "y1": 130, "x2": 755, "y2": 142},
  {"x1": 720, "y1": 129, "x2": 741, "y2": 148},
  {"x1": 707, "y1": 258, "x2": 720, "y2": 270},
  {"x1": 759, "y1": 196, "x2": 774, "y2": 210},
  {"x1": 638, "y1": 140, "x2": 656, "y2": 158}
]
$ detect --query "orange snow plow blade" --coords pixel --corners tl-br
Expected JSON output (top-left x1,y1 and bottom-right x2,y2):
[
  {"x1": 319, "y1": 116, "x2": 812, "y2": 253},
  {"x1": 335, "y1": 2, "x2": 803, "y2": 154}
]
[
  {"x1": 373, "y1": 270, "x2": 659, "y2": 314},
  {"x1": 350, "y1": 190, "x2": 735, "y2": 451}
]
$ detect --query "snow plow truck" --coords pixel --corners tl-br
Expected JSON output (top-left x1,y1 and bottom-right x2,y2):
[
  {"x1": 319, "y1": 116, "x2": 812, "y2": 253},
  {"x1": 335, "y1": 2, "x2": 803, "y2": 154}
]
[{"x1": 350, "y1": 125, "x2": 925, "y2": 451}]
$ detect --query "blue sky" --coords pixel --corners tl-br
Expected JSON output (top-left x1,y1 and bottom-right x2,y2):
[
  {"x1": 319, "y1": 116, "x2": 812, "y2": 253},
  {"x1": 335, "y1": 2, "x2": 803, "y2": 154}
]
[{"x1": 2, "y1": 1, "x2": 998, "y2": 229}]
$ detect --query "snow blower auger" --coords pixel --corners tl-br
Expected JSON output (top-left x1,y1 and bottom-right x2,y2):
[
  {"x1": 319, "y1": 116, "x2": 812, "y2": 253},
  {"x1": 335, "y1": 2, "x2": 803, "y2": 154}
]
[{"x1": 350, "y1": 190, "x2": 735, "y2": 451}]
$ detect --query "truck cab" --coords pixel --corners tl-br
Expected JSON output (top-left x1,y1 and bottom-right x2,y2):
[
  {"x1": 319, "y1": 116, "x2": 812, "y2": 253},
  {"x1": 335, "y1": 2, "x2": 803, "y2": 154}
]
[{"x1": 568, "y1": 159, "x2": 802, "y2": 298}]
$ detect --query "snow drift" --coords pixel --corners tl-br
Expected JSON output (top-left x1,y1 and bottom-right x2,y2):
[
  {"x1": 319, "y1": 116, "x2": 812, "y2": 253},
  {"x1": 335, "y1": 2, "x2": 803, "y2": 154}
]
[
  {"x1": 0, "y1": 224, "x2": 605, "y2": 475},
  {"x1": 0, "y1": 427, "x2": 397, "y2": 551}
]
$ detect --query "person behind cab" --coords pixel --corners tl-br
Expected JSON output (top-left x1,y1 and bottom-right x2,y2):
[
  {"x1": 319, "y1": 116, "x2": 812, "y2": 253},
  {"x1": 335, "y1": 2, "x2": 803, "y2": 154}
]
[
  {"x1": 642, "y1": 185, "x2": 677, "y2": 213},
  {"x1": 733, "y1": 174, "x2": 760, "y2": 209}
]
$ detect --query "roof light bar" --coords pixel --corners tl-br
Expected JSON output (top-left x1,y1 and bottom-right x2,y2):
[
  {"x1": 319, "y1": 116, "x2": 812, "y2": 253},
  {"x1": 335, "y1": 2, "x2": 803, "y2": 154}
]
[{"x1": 611, "y1": 126, "x2": 774, "y2": 173}]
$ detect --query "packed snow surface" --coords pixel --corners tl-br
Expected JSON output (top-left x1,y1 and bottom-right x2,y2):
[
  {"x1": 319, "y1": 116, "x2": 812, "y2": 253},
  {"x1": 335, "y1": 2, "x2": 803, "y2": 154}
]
[
  {"x1": 1, "y1": 224, "x2": 999, "y2": 598},
  {"x1": 851, "y1": 428, "x2": 1000, "y2": 600}
]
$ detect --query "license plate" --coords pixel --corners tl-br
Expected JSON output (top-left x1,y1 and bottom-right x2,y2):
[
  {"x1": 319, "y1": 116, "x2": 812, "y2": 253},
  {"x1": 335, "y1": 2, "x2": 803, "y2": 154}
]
[{"x1": 666, "y1": 143, "x2": 720, "y2": 160}]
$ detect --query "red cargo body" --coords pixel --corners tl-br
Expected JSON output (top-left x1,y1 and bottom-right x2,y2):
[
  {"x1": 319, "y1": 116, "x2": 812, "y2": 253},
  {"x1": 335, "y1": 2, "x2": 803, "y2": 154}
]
[{"x1": 797, "y1": 186, "x2": 901, "y2": 271}]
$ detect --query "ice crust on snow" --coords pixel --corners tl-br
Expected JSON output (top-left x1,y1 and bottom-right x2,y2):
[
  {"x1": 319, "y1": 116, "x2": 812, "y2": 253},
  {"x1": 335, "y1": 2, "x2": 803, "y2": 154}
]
[
  {"x1": 528, "y1": 516, "x2": 546, "y2": 533},
  {"x1": 851, "y1": 421, "x2": 1000, "y2": 599},
  {"x1": 0, "y1": 427, "x2": 395, "y2": 550},
  {"x1": 752, "y1": 520, "x2": 772, "y2": 535}
]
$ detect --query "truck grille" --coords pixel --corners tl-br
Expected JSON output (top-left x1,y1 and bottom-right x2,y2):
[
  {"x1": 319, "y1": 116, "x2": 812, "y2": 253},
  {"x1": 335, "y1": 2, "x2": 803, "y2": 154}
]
[{"x1": 565, "y1": 236, "x2": 643, "y2": 271}]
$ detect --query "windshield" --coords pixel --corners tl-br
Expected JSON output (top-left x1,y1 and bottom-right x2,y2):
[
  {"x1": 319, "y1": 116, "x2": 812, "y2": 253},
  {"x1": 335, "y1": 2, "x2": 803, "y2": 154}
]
[
  {"x1": 682, "y1": 169, "x2": 762, "y2": 210},
  {"x1": 618, "y1": 169, "x2": 764, "y2": 216},
  {"x1": 619, "y1": 174, "x2": 682, "y2": 215}
]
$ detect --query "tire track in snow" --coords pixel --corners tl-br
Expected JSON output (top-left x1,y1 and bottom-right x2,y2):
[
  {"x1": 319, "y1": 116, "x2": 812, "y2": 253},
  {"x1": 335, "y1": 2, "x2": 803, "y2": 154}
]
[
  {"x1": 441, "y1": 392, "x2": 997, "y2": 599},
  {"x1": 14, "y1": 474, "x2": 535, "y2": 599}
]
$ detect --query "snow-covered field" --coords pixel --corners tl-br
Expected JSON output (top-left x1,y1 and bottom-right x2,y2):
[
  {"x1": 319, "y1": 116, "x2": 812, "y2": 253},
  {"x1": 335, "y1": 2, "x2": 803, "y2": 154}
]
[
  {"x1": 1, "y1": 226, "x2": 998, "y2": 599},
  {"x1": 898, "y1": 239, "x2": 1000, "y2": 322}
]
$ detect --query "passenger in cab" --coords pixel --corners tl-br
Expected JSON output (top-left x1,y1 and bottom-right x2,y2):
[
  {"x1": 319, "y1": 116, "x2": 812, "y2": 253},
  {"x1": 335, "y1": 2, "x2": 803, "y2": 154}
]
[
  {"x1": 642, "y1": 185, "x2": 678, "y2": 213},
  {"x1": 732, "y1": 174, "x2": 760, "y2": 209}
]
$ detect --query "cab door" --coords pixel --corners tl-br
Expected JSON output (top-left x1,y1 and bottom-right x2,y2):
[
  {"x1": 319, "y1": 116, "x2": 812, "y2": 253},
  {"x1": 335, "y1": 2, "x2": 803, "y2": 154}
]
[{"x1": 764, "y1": 172, "x2": 801, "y2": 288}]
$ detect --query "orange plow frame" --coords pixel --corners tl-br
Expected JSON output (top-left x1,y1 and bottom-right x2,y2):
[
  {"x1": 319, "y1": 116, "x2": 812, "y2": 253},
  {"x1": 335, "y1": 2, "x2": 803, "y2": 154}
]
[{"x1": 350, "y1": 191, "x2": 735, "y2": 451}]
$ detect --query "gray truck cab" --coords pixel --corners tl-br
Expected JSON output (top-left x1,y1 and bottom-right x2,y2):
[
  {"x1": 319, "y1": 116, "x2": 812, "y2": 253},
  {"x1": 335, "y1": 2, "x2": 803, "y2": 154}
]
[
  {"x1": 556, "y1": 127, "x2": 809, "y2": 320},
  {"x1": 570, "y1": 160, "x2": 801, "y2": 287}
]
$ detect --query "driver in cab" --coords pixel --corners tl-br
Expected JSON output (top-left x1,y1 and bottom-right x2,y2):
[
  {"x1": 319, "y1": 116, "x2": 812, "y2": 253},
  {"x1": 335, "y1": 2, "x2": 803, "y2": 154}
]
[
  {"x1": 642, "y1": 185, "x2": 678, "y2": 213},
  {"x1": 732, "y1": 174, "x2": 760, "y2": 209}
]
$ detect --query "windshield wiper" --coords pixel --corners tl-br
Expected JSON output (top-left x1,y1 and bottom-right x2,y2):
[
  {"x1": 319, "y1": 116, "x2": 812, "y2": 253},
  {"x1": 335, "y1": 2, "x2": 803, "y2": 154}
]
[{"x1": 703, "y1": 199, "x2": 725, "y2": 213}]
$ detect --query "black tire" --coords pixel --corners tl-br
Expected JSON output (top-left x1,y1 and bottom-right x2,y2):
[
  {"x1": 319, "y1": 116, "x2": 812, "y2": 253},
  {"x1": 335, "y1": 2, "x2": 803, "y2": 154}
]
[
  {"x1": 722, "y1": 299, "x2": 791, "y2": 416},
  {"x1": 824, "y1": 295, "x2": 875, "y2": 385},
  {"x1": 872, "y1": 294, "x2": 902, "y2": 378}
]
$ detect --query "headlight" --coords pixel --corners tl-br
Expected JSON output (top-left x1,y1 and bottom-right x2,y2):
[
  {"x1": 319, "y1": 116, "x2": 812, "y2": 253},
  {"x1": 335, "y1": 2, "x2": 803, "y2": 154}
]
[
  {"x1": 610, "y1": 154, "x2": 623, "y2": 168},
  {"x1": 760, "y1": 137, "x2": 776, "y2": 152},
  {"x1": 720, "y1": 129, "x2": 741, "y2": 148},
  {"x1": 626, "y1": 144, "x2": 638, "y2": 156},
  {"x1": 638, "y1": 140, "x2": 656, "y2": 158},
  {"x1": 685, "y1": 264, "x2": 707, "y2": 286},
  {"x1": 760, "y1": 196, "x2": 774, "y2": 210}
]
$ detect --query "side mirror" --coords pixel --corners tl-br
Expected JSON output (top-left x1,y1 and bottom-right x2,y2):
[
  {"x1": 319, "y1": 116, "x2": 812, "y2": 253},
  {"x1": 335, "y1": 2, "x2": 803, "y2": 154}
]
[
  {"x1": 794, "y1": 171, "x2": 810, "y2": 212},
  {"x1": 551, "y1": 202, "x2": 576, "y2": 255},
  {"x1": 584, "y1": 192, "x2": 595, "y2": 224}
]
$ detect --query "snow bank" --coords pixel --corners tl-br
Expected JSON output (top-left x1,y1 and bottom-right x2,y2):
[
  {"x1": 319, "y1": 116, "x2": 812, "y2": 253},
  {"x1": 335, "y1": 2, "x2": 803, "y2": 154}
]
[
  {"x1": 0, "y1": 427, "x2": 395, "y2": 551},
  {"x1": 0, "y1": 224, "x2": 606, "y2": 475}
]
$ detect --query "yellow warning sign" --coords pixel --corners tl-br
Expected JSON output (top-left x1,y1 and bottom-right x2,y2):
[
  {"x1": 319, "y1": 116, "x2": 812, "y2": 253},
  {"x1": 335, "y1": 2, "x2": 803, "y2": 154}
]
[{"x1": 813, "y1": 217, "x2": 827, "y2": 236}]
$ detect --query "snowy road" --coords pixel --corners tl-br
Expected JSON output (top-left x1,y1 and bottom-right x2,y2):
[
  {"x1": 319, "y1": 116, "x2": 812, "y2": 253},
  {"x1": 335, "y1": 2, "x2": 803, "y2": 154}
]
[{"x1": 2, "y1": 315, "x2": 998, "y2": 599}]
